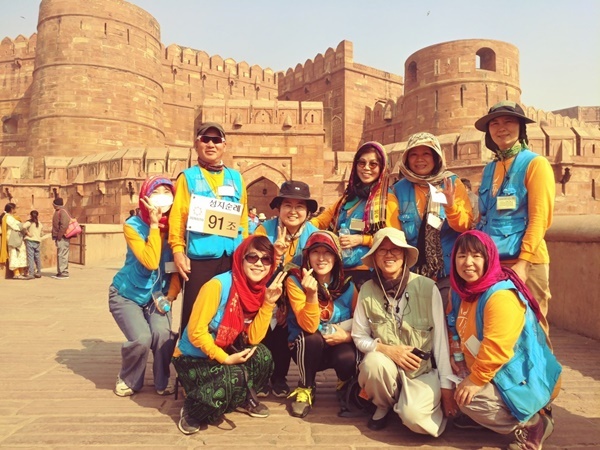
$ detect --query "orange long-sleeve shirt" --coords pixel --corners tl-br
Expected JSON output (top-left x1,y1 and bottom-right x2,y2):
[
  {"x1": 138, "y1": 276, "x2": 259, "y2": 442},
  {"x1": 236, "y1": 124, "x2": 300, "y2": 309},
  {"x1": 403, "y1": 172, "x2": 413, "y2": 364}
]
[
  {"x1": 173, "y1": 277, "x2": 276, "y2": 363},
  {"x1": 490, "y1": 155, "x2": 555, "y2": 264},
  {"x1": 123, "y1": 224, "x2": 181, "y2": 299},
  {"x1": 455, "y1": 290, "x2": 526, "y2": 386},
  {"x1": 393, "y1": 178, "x2": 473, "y2": 233},
  {"x1": 285, "y1": 276, "x2": 321, "y2": 333},
  {"x1": 168, "y1": 167, "x2": 249, "y2": 255}
]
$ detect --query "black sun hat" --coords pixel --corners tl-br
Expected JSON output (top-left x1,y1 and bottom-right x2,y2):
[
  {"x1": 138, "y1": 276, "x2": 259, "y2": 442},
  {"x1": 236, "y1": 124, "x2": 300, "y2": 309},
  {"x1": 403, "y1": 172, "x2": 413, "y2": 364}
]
[
  {"x1": 269, "y1": 180, "x2": 318, "y2": 213},
  {"x1": 474, "y1": 101, "x2": 535, "y2": 132}
]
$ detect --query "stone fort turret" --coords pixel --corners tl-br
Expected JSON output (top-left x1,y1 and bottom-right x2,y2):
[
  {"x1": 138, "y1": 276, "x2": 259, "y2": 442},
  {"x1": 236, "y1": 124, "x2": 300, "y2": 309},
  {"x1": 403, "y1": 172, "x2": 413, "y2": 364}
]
[
  {"x1": 401, "y1": 39, "x2": 522, "y2": 139},
  {"x1": 26, "y1": 0, "x2": 165, "y2": 177}
]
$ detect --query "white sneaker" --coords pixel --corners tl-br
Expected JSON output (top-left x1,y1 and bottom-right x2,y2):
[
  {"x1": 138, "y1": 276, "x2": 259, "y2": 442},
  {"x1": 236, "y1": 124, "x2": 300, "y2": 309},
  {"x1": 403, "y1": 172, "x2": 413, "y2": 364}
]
[
  {"x1": 114, "y1": 376, "x2": 134, "y2": 397},
  {"x1": 156, "y1": 384, "x2": 175, "y2": 396}
]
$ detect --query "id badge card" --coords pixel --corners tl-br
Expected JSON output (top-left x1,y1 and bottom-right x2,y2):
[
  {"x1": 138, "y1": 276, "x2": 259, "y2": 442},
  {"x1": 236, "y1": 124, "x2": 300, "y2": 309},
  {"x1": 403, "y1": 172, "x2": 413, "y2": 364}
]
[
  {"x1": 427, "y1": 213, "x2": 443, "y2": 230},
  {"x1": 349, "y1": 218, "x2": 364, "y2": 231},
  {"x1": 218, "y1": 185, "x2": 235, "y2": 197},
  {"x1": 164, "y1": 261, "x2": 178, "y2": 273},
  {"x1": 496, "y1": 195, "x2": 517, "y2": 211}
]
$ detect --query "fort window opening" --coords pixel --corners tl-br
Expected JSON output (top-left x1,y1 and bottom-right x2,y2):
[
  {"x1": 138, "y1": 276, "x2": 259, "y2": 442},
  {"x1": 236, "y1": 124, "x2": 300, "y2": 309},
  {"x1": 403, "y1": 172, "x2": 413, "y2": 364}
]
[
  {"x1": 2, "y1": 116, "x2": 18, "y2": 134},
  {"x1": 407, "y1": 61, "x2": 417, "y2": 83},
  {"x1": 476, "y1": 48, "x2": 496, "y2": 72}
]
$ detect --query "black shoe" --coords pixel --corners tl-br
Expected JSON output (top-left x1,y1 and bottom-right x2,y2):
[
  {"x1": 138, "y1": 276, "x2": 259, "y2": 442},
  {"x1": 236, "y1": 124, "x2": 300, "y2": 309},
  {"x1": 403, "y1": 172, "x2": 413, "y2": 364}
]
[
  {"x1": 367, "y1": 408, "x2": 390, "y2": 431},
  {"x1": 178, "y1": 407, "x2": 201, "y2": 435},
  {"x1": 236, "y1": 398, "x2": 270, "y2": 418},
  {"x1": 453, "y1": 414, "x2": 483, "y2": 430}
]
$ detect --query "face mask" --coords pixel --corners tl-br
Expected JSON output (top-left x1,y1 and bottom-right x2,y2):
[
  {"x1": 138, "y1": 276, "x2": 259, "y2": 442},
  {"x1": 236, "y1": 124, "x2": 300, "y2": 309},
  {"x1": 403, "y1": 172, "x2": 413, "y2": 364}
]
[{"x1": 149, "y1": 193, "x2": 174, "y2": 210}]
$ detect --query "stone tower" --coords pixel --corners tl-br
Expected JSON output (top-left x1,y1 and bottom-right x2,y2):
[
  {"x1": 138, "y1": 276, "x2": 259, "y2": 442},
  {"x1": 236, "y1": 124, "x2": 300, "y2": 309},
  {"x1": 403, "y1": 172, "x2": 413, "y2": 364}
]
[
  {"x1": 401, "y1": 39, "x2": 521, "y2": 139},
  {"x1": 26, "y1": 0, "x2": 165, "y2": 176}
]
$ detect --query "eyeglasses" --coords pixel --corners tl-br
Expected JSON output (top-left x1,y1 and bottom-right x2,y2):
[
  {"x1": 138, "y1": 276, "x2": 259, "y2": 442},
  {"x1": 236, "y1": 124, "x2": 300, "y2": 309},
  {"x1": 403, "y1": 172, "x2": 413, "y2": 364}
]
[
  {"x1": 375, "y1": 247, "x2": 404, "y2": 257},
  {"x1": 280, "y1": 203, "x2": 307, "y2": 212},
  {"x1": 197, "y1": 135, "x2": 225, "y2": 144},
  {"x1": 357, "y1": 160, "x2": 379, "y2": 169},
  {"x1": 244, "y1": 253, "x2": 273, "y2": 266}
]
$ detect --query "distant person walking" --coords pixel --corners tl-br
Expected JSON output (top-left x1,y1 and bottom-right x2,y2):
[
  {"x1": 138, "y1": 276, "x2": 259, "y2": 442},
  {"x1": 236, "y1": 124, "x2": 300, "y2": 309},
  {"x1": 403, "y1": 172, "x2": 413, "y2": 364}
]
[
  {"x1": 460, "y1": 178, "x2": 479, "y2": 225},
  {"x1": 22, "y1": 210, "x2": 43, "y2": 279},
  {"x1": 51, "y1": 198, "x2": 70, "y2": 279},
  {"x1": 0, "y1": 202, "x2": 28, "y2": 279}
]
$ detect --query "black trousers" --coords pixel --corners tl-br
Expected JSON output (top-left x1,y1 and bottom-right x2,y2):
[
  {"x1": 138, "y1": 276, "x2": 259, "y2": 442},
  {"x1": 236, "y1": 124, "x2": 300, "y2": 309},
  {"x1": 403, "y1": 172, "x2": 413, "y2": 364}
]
[
  {"x1": 291, "y1": 331, "x2": 357, "y2": 388},
  {"x1": 180, "y1": 255, "x2": 232, "y2": 332},
  {"x1": 262, "y1": 323, "x2": 292, "y2": 383}
]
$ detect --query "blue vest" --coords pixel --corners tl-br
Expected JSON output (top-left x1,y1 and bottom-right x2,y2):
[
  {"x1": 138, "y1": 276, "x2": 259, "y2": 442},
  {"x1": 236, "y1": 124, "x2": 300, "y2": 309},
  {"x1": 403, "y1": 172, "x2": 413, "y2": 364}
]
[
  {"x1": 448, "y1": 281, "x2": 561, "y2": 422},
  {"x1": 183, "y1": 166, "x2": 244, "y2": 259},
  {"x1": 286, "y1": 276, "x2": 355, "y2": 342},
  {"x1": 392, "y1": 176, "x2": 460, "y2": 278},
  {"x1": 112, "y1": 216, "x2": 173, "y2": 305},
  {"x1": 177, "y1": 272, "x2": 232, "y2": 358},
  {"x1": 476, "y1": 150, "x2": 538, "y2": 260},
  {"x1": 262, "y1": 218, "x2": 318, "y2": 265},
  {"x1": 336, "y1": 199, "x2": 370, "y2": 269}
]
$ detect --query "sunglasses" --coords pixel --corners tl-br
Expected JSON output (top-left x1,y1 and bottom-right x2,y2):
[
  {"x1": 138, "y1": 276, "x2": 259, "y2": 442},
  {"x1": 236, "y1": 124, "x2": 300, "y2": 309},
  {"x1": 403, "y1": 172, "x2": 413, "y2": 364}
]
[
  {"x1": 244, "y1": 253, "x2": 273, "y2": 266},
  {"x1": 376, "y1": 247, "x2": 404, "y2": 257},
  {"x1": 197, "y1": 135, "x2": 225, "y2": 144},
  {"x1": 357, "y1": 160, "x2": 379, "y2": 169}
]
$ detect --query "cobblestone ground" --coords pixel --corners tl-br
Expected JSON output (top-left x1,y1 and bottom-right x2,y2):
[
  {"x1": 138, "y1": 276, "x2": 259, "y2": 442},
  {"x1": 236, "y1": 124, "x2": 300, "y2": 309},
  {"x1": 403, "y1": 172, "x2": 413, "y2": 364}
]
[{"x1": 1, "y1": 262, "x2": 599, "y2": 449}]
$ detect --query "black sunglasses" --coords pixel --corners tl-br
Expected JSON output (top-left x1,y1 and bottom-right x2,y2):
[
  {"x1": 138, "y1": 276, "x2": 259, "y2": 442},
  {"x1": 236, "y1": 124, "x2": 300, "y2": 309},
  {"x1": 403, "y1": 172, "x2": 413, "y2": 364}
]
[
  {"x1": 244, "y1": 253, "x2": 273, "y2": 266},
  {"x1": 197, "y1": 135, "x2": 225, "y2": 144}
]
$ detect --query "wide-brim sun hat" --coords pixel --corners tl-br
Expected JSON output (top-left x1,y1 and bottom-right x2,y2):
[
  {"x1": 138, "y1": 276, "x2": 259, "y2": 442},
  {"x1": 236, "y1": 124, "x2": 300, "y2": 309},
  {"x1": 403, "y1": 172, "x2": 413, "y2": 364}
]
[
  {"x1": 474, "y1": 101, "x2": 535, "y2": 132},
  {"x1": 269, "y1": 180, "x2": 318, "y2": 213},
  {"x1": 362, "y1": 227, "x2": 419, "y2": 269}
]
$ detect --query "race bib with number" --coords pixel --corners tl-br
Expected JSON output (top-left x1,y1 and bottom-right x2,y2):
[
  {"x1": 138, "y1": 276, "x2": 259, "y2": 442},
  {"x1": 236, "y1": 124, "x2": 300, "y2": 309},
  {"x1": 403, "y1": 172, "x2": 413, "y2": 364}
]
[{"x1": 186, "y1": 194, "x2": 242, "y2": 238}]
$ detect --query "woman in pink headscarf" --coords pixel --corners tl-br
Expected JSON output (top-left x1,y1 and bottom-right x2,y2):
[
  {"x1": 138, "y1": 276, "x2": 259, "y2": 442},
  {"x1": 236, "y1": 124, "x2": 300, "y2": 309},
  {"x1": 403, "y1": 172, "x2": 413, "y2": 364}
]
[
  {"x1": 448, "y1": 230, "x2": 560, "y2": 450},
  {"x1": 108, "y1": 175, "x2": 181, "y2": 398}
]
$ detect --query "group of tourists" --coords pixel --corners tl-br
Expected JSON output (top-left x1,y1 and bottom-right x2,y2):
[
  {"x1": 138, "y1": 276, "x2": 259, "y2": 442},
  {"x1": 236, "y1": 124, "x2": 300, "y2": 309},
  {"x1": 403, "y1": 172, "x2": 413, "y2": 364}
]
[{"x1": 108, "y1": 101, "x2": 561, "y2": 450}]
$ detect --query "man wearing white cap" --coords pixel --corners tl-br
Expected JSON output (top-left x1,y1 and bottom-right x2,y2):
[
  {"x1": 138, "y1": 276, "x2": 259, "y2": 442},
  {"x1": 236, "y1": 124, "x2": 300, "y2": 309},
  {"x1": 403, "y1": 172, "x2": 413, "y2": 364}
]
[{"x1": 351, "y1": 227, "x2": 455, "y2": 436}]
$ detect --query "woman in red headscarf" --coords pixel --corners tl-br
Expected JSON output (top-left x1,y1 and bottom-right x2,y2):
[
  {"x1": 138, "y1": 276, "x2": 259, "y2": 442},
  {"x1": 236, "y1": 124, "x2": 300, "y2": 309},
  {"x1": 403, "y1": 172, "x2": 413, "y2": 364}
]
[
  {"x1": 108, "y1": 175, "x2": 181, "y2": 398},
  {"x1": 448, "y1": 230, "x2": 560, "y2": 450},
  {"x1": 172, "y1": 235, "x2": 287, "y2": 435}
]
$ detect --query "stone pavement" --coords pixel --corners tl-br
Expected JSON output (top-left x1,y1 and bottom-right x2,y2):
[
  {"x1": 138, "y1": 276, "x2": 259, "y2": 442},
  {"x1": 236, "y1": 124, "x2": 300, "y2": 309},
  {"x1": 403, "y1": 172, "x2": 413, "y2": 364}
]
[{"x1": 1, "y1": 262, "x2": 599, "y2": 450}]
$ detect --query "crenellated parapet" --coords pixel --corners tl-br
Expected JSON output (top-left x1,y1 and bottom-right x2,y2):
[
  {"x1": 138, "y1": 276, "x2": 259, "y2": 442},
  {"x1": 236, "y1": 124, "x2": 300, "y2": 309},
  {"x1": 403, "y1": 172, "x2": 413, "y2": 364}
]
[
  {"x1": 163, "y1": 44, "x2": 277, "y2": 85},
  {"x1": 0, "y1": 34, "x2": 38, "y2": 60}
]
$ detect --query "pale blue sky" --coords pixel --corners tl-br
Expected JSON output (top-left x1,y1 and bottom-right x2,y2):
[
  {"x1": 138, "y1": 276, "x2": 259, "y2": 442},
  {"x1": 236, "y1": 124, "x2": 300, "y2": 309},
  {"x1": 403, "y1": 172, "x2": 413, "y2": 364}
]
[{"x1": 2, "y1": 0, "x2": 599, "y2": 111}]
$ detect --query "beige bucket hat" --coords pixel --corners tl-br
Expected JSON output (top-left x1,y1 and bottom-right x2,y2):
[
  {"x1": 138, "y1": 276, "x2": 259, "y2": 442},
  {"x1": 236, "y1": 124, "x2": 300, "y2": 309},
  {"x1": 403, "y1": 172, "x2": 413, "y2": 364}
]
[{"x1": 361, "y1": 227, "x2": 419, "y2": 269}]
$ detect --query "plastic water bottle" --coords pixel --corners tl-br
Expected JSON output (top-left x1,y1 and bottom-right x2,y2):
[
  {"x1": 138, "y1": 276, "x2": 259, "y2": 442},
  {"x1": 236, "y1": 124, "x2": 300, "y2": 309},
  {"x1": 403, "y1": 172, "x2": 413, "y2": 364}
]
[
  {"x1": 338, "y1": 227, "x2": 352, "y2": 259},
  {"x1": 152, "y1": 292, "x2": 171, "y2": 314},
  {"x1": 321, "y1": 323, "x2": 335, "y2": 335},
  {"x1": 450, "y1": 335, "x2": 470, "y2": 380}
]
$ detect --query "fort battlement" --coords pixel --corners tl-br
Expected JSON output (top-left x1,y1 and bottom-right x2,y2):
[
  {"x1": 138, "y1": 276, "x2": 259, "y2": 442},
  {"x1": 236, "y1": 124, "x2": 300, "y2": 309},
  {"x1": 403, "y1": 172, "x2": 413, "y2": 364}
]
[
  {"x1": 163, "y1": 45, "x2": 276, "y2": 86},
  {"x1": 0, "y1": 34, "x2": 38, "y2": 59}
]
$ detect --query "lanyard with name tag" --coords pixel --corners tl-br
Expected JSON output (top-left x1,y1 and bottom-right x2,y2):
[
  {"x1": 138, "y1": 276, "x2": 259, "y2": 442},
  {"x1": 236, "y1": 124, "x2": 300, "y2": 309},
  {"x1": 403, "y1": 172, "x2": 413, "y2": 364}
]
[{"x1": 186, "y1": 194, "x2": 242, "y2": 238}]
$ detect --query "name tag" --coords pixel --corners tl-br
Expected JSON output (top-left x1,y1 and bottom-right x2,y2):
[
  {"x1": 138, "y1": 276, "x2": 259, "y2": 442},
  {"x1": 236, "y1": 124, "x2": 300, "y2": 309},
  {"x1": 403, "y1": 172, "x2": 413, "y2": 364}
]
[
  {"x1": 186, "y1": 194, "x2": 242, "y2": 238},
  {"x1": 427, "y1": 213, "x2": 443, "y2": 230},
  {"x1": 349, "y1": 218, "x2": 364, "y2": 231},
  {"x1": 218, "y1": 185, "x2": 235, "y2": 196},
  {"x1": 464, "y1": 335, "x2": 481, "y2": 357},
  {"x1": 497, "y1": 195, "x2": 517, "y2": 210}
]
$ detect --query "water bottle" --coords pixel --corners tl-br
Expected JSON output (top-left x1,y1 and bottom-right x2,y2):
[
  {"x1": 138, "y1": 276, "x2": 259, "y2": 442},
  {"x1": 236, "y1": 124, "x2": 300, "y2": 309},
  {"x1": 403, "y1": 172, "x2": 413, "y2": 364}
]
[
  {"x1": 450, "y1": 335, "x2": 470, "y2": 380},
  {"x1": 321, "y1": 323, "x2": 335, "y2": 335},
  {"x1": 152, "y1": 292, "x2": 171, "y2": 314},
  {"x1": 338, "y1": 227, "x2": 352, "y2": 259}
]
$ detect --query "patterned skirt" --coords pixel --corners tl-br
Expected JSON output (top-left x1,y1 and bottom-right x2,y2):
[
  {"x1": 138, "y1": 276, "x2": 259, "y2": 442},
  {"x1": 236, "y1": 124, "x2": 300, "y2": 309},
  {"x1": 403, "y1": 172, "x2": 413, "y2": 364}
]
[{"x1": 173, "y1": 343, "x2": 273, "y2": 424}]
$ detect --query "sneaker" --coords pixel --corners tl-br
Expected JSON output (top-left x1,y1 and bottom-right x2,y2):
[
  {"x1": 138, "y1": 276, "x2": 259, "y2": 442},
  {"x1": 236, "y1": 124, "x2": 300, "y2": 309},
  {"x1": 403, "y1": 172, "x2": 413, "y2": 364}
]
[
  {"x1": 507, "y1": 413, "x2": 552, "y2": 450},
  {"x1": 178, "y1": 406, "x2": 202, "y2": 435},
  {"x1": 271, "y1": 379, "x2": 290, "y2": 398},
  {"x1": 156, "y1": 384, "x2": 175, "y2": 396},
  {"x1": 23, "y1": 275, "x2": 35, "y2": 280},
  {"x1": 453, "y1": 414, "x2": 484, "y2": 430},
  {"x1": 256, "y1": 383, "x2": 271, "y2": 398},
  {"x1": 236, "y1": 397, "x2": 270, "y2": 418},
  {"x1": 52, "y1": 274, "x2": 69, "y2": 279},
  {"x1": 34, "y1": 273, "x2": 42, "y2": 278},
  {"x1": 288, "y1": 386, "x2": 314, "y2": 418},
  {"x1": 114, "y1": 376, "x2": 134, "y2": 397}
]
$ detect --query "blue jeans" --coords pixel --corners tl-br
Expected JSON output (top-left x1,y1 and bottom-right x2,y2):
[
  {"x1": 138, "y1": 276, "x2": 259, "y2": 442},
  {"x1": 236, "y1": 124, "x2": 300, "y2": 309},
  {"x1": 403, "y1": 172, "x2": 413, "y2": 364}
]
[
  {"x1": 108, "y1": 285, "x2": 177, "y2": 391},
  {"x1": 25, "y1": 240, "x2": 42, "y2": 276}
]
